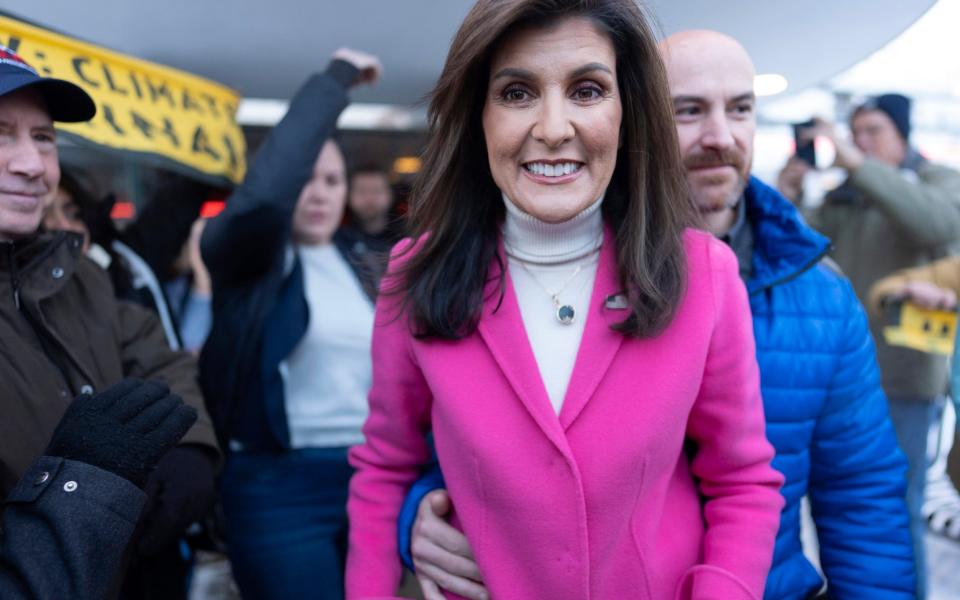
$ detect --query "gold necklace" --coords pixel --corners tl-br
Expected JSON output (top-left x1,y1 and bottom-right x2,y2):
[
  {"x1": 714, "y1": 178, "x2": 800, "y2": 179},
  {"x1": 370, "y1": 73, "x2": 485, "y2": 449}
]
[{"x1": 512, "y1": 259, "x2": 584, "y2": 325}]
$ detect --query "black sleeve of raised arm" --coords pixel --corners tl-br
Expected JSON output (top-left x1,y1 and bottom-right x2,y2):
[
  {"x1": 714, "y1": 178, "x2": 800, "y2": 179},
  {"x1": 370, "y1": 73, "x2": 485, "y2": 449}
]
[{"x1": 201, "y1": 61, "x2": 358, "y2": 285}]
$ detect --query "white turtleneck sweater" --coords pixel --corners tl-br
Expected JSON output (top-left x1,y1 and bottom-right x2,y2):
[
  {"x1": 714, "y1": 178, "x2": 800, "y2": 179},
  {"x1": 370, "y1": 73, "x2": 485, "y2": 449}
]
[
  {"x1": 503, "y1": 194, "x2": 604, "y2": 414},
  {"x1": 282, "y1": 244, "x2": 373, "y2": 448}
]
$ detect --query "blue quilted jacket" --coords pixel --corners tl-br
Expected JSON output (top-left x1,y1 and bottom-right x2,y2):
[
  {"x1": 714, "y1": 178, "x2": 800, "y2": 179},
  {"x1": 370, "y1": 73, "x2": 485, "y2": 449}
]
[
  {"x1": 398, "y1": 178, "x2": 916, "y2": 599},
  {"x1": 744, "y1": 177, "x2": 914, "y2": 599}
]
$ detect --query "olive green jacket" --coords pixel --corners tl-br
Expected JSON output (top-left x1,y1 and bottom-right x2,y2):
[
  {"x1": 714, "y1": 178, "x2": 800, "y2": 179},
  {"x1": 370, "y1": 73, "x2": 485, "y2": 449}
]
[{"x1": 808, "y1": 157, "x2": 960, "y2": 399}]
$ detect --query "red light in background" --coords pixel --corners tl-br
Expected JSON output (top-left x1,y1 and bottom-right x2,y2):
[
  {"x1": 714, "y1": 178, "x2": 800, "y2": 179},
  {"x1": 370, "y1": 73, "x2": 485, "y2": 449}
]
[
  {"x1": 111, "y1": 201, "x2": 136, "y2": 220},
  {"x1": 200, "y1": 201, "x2": 225, "y2": 218},
  {"x1": 109, "y1": 197, "x2": 226, "y2": 222}
]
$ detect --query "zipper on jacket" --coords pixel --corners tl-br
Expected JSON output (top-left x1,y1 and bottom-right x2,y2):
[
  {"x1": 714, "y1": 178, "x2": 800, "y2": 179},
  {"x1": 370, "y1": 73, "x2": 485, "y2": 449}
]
[
  {"x1": 749, "y1": 245, "x2": 832, "y2": 297},
  {"x1": 4, "y1": 238, "x2": 76, "y2": 395},
  {"x1": 4, "y1": 242, "x2": 20, "y2": 310}
]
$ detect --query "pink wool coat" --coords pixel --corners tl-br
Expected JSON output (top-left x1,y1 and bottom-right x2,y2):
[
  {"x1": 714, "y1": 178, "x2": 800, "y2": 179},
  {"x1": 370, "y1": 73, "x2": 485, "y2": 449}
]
[{"x1": 346, "y1": 228, "x2": 784, "y2": 599}]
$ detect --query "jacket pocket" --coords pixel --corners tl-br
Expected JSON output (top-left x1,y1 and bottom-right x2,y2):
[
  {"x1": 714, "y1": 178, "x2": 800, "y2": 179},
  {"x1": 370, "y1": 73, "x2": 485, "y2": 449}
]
[
  {"x1": 673, "y1": 565, "x2": 761, "y2": 600},
  {"x1": 624, "y1": 455, "x2": 653, "y2": 600},
  {"x1": 470, "y1": 453, "x2": 486, "y2": 563}
]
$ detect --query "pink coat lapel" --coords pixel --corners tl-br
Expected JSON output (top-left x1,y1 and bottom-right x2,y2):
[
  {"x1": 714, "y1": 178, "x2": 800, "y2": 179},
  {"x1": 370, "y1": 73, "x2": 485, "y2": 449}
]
[
  {"x1": 477, "y1": 244, "x2": 571, "y2": 456},
  {"x1": 558, "y1": 226, "x2": 625, "y2": 430},
  {"x1": 477, "y1": 227, "x2": 627, "y2": 451}
]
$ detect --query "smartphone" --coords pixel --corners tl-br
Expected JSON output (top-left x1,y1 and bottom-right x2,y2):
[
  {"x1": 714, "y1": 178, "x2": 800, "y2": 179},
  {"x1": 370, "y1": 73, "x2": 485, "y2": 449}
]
[{"x1": 792, "y1": 120, "x2": 816, "y2": 167}]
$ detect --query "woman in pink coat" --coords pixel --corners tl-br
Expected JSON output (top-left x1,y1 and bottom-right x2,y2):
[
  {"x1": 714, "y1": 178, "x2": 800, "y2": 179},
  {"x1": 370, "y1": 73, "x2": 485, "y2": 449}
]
[{"x1": 346, "y1": 1, "x2": 784, "y2": 598}]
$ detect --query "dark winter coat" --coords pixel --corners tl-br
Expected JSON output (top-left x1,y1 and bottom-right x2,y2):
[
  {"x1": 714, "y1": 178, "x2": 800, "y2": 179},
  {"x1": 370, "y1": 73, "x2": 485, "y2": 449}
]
[{"x1": 0, "y1": 232, "x2": 218, "y2": 496}]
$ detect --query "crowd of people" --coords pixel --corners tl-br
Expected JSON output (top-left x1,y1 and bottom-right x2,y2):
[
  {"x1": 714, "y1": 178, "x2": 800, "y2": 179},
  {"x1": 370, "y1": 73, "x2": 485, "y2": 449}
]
[{"x1": 2, "y1": 1, "x2": 960, "y2": 599}]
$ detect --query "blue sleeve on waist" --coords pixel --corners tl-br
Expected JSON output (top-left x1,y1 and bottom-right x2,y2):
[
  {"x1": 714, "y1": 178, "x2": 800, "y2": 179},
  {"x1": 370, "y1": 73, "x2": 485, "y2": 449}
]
[{"x1": 398, "y1": 465, "x2": 446, "y2": 571}]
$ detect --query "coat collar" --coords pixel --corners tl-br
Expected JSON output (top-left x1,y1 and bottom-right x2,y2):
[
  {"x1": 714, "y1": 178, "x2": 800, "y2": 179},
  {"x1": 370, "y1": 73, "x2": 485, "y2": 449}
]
[
  {"x1": 477, "y1": 225, "x2": 624, "y2": 454},
  {"x1": 743, "y1": 176, "x2": 830, "y2": 295},
  {"x1": 0, "y1": 230, "x2": 85, "y2": 304},
  {"x1": 557, "y1": 227, "x2": 625, "y2": 431}
]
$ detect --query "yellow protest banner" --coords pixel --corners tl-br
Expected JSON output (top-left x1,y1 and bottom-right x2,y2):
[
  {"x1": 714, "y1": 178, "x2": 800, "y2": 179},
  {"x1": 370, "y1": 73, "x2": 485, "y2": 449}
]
[{"x1": 0, "y1": 13, "x2": 246, "y2": 185}]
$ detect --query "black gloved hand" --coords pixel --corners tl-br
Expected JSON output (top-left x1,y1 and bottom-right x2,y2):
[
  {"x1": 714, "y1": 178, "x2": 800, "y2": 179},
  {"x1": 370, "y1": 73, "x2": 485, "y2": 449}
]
[
  {"x1": 46, "y1": 379, "x2": 198, "y2": 487},
  {"x1": 137, "y1": 445, "x2": 217, "y2": 556}
]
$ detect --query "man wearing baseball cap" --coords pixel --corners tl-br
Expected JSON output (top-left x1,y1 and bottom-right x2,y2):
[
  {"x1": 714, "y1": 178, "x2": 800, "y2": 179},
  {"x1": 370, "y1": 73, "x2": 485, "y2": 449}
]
[
  {"x1": 0, "y1": 45, "x2": 221, "y2": 598},
  {"x1": 778, "y1": 93, "x2": 960, "y2": 598},
  {"x1": 0, "y1": 44, "x2": 96, "y2": 121},
  {"x1": 0, "y1": 45, "x2": 94, "y2": 241}
]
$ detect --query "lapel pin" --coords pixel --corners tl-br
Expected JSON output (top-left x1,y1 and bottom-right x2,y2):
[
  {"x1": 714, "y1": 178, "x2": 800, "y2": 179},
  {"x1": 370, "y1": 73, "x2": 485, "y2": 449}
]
[{"x1": 604, "y1": 293, "x2": 629, "y2": 310}]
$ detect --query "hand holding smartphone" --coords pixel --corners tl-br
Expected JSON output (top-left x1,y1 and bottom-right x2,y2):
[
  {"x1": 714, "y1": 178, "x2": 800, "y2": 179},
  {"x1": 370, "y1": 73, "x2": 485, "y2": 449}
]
[{"x1": 793, "y1": 119, "x2": 817, "y2": 167}]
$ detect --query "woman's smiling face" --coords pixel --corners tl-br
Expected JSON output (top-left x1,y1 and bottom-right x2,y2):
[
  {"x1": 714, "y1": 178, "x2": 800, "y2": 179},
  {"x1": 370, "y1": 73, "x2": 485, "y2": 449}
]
[{"x1": 482, "y1": 17, "x2": 622, "y2": 224}]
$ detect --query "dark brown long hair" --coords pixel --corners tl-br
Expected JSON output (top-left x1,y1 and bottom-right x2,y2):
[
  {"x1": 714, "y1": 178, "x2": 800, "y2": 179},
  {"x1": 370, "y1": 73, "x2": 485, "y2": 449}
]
[{"x1": 393, "y1": 0, "x2": 693, "y2": 339}]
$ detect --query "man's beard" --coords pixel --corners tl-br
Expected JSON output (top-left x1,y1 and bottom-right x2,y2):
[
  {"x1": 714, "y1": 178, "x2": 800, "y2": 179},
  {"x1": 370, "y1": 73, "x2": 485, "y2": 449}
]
[{"x1": 684, "y1": 148, "x2": 749, "y2": 213}]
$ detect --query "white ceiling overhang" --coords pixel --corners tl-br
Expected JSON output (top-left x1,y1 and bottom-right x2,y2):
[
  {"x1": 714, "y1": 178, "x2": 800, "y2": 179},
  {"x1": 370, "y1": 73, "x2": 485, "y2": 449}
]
[{"x1": 1, "y1": 0, "x2": 935, "y2": 108}]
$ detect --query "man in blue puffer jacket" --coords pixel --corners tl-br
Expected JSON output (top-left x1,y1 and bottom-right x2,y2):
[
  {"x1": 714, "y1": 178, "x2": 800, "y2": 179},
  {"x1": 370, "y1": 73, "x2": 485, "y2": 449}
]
[{"x1": 395, "y1": 31, "x2": 915, "y2": 600}]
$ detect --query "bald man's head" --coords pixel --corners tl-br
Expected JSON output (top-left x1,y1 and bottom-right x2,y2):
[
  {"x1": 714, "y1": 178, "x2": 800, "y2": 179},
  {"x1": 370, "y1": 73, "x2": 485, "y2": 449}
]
[
  {"x1": 659, "y1": 30, "x2": 757, "y2": 236},
  {"x1": 660, "y1": 30, "x2": 755, "y2": 81}
]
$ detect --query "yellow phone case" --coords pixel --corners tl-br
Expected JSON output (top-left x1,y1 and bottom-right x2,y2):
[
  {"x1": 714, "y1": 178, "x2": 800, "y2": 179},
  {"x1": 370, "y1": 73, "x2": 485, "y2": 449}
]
[{"x1": 883, "y1": 303, "x2": 958, "y2": 356}]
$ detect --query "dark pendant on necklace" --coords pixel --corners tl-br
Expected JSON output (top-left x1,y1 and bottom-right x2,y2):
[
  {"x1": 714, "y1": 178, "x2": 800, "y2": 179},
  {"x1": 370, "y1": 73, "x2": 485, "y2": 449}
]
[{"x1": 557, "y1": 304, "x2": 576, "y2": 325}]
